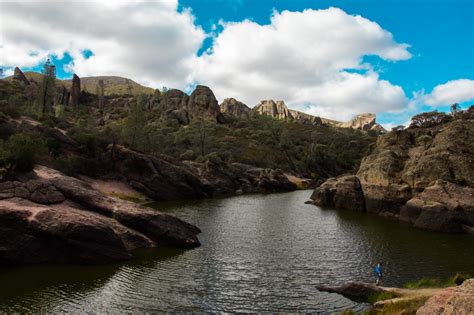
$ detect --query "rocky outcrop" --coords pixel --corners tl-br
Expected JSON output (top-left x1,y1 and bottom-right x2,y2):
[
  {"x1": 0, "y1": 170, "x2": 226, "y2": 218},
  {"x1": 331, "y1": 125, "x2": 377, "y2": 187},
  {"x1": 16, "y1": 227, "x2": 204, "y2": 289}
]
[
  {"x1": 253, "y1": 100, "x2": 324, "y2": 125},
  {"x1": 0, "y1": 166, "x2": 201, "y2": 265},
  {"x1": 310, "y1": 117, "x2": 474, "y2": 232},
  {"x1": 417, "y1": 279, "x2": 474, "y2": 315},
  {"x1": 109, "y1": 146, "x2": 297, "y2": 200},
  {"x1": 13, "y1": 67, "x2": 29, "y2": 85},
  {"x1": 309, "y1": 175, "x2": 365, "y2": 211},
  {"x1": 220, "y1": 98, "x2": 252, "y2": 120},
  {"x1": 254, "y1": 100, "x2": 293, "y2": 120},
  {"x1": 70, "y1": 74, "x2": 81, "y2": 107},
  {"x1": 316, "y1": 281, "x2": 385, "y2": 299},
  {"x1": 188, "y1": 85, "x2": 226, "y2": 123},
  {"x1": 155, "y1": 86, "x2": 225, "y2": 124}
]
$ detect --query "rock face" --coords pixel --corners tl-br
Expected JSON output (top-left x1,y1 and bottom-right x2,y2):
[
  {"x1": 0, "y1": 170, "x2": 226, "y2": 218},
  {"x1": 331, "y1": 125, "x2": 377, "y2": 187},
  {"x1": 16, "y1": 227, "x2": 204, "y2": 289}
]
[
  {"x1": 220, "y1": 98, "x2": 252, "y2": 120},
  {"x1": 0, "y1": 166, "x2": 201, "y2": 265},
  {"x1": 339, "y1": 113, "x2": 386, "y2": 132},
  {"x1": 254, "y1": 100, "x2": 293, "y2": 120},
  {"x1": 156, "y1": 86, "x2": 225, "y2": 124},
  {"x1": 70, "y1": 74, "x2": 81, "y2": 107},
  {"x1": 187, "y1": 85, "x2": 226, "y2": 123},
  {"x1": 253, "y1": 100, "x2": 324, "y2": 125},
  {"x1": 13, "y1": 67, "x2": 29, "y2": 85},
  {"x1": 310, "y1": 117, "x2": 474, "y2": 232},
  {"x1": 110, "y1": 146, "x2": 297, "y2": 201},
  {"x1": 417, "y1": 279, "x2": 474, "y2": 315},
  {"x1": 310, "y1": 175, "x2": 365, "y2": 212}
]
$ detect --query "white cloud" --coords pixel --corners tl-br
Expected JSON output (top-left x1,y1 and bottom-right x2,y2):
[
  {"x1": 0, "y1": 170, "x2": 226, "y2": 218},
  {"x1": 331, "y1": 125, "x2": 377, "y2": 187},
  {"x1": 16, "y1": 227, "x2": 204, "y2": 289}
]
[
  {"x1": 191, "y1": 7, "x2": 411, "y2": 120},
  {"x1": 0, "y1": 0, "x2": 205, "y2": 89},
  {"x1": 1, "y1": 3, "x2": 413, "y2": 121},
  {"x1": 424, "y1": 79, "x2": 474, "y2": 106}
]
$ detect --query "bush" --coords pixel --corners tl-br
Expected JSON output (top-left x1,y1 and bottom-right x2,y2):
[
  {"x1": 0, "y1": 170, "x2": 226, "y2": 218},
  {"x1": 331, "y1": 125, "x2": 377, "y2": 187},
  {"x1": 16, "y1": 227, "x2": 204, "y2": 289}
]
[
  {"x1": 0, "y1": 133, "x2": 47, "y2": 176},
  {"x1": 179, "y1": 149, "x2": 196, "y2": 161}
]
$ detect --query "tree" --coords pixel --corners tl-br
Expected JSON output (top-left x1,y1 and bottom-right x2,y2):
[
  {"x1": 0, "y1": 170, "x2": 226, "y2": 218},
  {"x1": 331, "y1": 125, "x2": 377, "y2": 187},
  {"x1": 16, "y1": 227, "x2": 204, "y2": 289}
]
[
  {"x1": 0, "y1": 133, "x2": 47, "y2": 178},
  {"x1": 97, "y1": 79, "x2": 105, "y2": 109},
  {"x1": 124, "y1": 96, "x2": 147, "y2": 148},
  {"x1": 38, "y1": 59, "x2": 56, "y2": 114},
  {"x1": 450, "y1": 103, "x2": 460, "y2": 118},
  {"x1": 197, "y1": 119, "x2": 207, "y2": 156},
  {"x1": 409, "y1": 111, "x2": 451, "y2": 128}
]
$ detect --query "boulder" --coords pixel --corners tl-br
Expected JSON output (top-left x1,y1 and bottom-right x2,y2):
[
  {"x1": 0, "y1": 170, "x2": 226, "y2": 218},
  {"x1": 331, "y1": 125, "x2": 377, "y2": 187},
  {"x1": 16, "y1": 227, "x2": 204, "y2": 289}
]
[
  {"x1": 0, "y1": 166, "x2": 201, "y2": 265},
  {"x1": 417, "y1": 279, "x2": 474, "y2": 315},
  {"x1": 316, "y1": 281, "x2": 385, "y2": 299},
  {"x1": 310, "y1": 175, "x2": 365, "y2": 211}
]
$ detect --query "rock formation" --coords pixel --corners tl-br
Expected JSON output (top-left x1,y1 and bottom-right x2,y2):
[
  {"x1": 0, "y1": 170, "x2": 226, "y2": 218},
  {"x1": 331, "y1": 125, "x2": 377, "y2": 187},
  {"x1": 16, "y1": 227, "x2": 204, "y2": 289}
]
[
  {"x1": 13, "y1": 67, "x2": 29, "y2": 85},
  {"x1": 110, "y1": 146, "x2": 297, "y2": 200},
  {"x1": 417, "y1": 279, "x2": 474, "y2": 314},
  {"x1": 254, "y1": 100, "x2": 293, "y2": 120},
  {"x1": 337, "y1": 113, "x2": 386, "y2": 132},
  {"x1": 310, "y1": 116, "x2": 474, "y2": 232},
  {"x1": 187, "y1": 85, "x2": 226, "y2": 123},
  {"x1": 253, "y1": 100, "x2": 324, "y2": 125},
  {"x1": 155, "y1": 86, "x2": 225, "y2": 124},
  {"x1": 220, "y1": 98, "x2": 252, "y2": 120},
  {"x1": 70, "y1": 74, "x2": 81, "y2": 107},
  {"x1": 0, "y1": 166, "x2": 201, "y2": 265}
]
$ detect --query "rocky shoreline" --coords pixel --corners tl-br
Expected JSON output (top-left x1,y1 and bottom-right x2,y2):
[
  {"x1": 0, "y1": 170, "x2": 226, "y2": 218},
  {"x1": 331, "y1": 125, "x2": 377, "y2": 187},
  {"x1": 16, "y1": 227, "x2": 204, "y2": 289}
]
[
  {"x1": 0, "y1": 166, "x2": 201, "y2": 265},
  {"x1": 309, "y1": 117, "x2": 474, "y2": 233},
  {"x1": 317, "y1": 279, "x2": 474, "y2": 314}
]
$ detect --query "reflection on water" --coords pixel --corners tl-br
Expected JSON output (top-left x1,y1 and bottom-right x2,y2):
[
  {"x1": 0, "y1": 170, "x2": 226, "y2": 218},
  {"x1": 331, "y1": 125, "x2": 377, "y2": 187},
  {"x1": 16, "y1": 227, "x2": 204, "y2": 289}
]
[{"x1": 1, "y1": 190, "x2": 473, "y2": 313}]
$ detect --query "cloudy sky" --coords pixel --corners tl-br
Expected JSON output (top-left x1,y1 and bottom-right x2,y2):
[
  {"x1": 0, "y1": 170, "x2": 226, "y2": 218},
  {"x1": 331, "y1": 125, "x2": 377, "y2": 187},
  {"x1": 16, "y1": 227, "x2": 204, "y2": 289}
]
[{"x1": 1, "y1": 0, "x2": 473, "y2": 127}]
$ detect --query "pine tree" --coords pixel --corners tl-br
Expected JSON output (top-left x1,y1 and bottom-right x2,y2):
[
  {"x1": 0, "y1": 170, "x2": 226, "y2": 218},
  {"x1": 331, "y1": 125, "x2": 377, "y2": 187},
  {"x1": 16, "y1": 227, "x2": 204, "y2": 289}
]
[{"x1": 38, "y1": 59, "x2": 56, "y2": 114}]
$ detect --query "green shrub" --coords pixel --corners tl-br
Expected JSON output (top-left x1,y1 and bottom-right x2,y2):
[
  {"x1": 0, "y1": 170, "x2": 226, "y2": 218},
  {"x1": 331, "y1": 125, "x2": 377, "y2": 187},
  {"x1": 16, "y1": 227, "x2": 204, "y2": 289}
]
[{"x1": 0, "y1": 133, "x2": 47, "y2": 175}]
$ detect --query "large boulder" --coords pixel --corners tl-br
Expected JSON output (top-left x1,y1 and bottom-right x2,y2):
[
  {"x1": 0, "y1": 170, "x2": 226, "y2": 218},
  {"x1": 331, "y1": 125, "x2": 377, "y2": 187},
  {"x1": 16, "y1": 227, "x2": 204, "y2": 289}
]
[
  {"x1": 316, "y1": 281, "x2": 385, "y2": 299},
  {"x1": 417, "y1": 279, "x2": 474, "y2": 315},
  {"x1": 0, "y1": 166, "x2": 201, "y2": 265},
  {"x1": 310, "y1": 175, "x2": 365, "y2": 211}
]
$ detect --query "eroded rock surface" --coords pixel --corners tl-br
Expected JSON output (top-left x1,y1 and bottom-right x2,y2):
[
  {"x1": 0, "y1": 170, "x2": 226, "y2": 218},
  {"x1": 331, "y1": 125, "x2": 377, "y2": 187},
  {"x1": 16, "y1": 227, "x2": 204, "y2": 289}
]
[
  {"x1": 220, "y1": 98, "x2": 252, "y2": 120},
  {"x1": 417, "y1": 279, "x2": 474, "y2": 315},
  {"x1": 0, "y1": 166, "x2": 201, "y2": 265},
  {"x1": 310, "y1": 117, "x2": 474, "y2": 232}
]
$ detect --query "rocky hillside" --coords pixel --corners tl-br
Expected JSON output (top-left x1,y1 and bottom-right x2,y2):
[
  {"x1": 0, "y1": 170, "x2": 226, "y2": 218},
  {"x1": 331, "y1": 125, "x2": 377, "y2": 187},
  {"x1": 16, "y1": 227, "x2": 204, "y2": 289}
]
[
  {"x1": 310, "y1": 109, "x2": 474, "y2": 232},
  {"x1": 6, "y1": 69, "x2": 154, "y2": 96},
  {"x1": 252, "y1": 99, "x2": 384, "y2": 131}
]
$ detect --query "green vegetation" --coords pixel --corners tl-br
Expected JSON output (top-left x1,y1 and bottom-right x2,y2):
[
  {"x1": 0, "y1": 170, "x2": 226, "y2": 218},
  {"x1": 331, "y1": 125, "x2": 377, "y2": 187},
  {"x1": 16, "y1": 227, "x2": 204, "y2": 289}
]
[
  {"x1": 367, "y1": 291, "x2": 399, "y2": 304},
  {"x1": 404, "y1": 273, "x2": 471, "y2": 289},
  {"x1": 0, "y1": 133, "x2": 47, "y2": 178},
  {"x1": 0, "y1": 64, "x2": 378, "y2": 180}
]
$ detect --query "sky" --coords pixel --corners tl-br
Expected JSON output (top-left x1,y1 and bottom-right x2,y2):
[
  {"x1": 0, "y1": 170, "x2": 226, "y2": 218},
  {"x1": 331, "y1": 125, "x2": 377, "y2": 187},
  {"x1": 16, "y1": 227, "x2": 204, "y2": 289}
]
[{"x1": 1, "y1": 0, "x2": 473, "y2": 128}]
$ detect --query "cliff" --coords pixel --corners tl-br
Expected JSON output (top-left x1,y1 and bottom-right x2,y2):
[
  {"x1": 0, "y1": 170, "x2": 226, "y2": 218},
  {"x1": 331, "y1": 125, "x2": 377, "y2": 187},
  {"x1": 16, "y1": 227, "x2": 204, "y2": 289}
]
[{"x1": 310, "y1": 110, "x2": 474, "y2": 232}]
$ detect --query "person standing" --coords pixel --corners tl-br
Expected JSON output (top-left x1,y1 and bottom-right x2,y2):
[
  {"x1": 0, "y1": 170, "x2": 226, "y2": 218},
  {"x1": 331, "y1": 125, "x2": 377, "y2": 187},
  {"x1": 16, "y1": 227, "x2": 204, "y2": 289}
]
[{"x1": 374, "y1": 262, "x2": 383, "y2": 286}]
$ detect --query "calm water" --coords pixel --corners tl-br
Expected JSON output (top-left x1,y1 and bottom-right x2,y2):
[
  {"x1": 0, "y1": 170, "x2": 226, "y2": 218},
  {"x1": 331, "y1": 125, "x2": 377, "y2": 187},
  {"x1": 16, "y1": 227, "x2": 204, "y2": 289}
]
[{"x1": 1, "y1": 190, "x2": 473, "y2": 313}]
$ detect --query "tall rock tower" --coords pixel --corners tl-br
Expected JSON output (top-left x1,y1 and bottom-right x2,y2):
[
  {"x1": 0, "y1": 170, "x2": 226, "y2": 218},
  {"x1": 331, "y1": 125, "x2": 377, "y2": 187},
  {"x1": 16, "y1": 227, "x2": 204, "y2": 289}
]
[{"x1": 70, "y1": 74, "x2": 81, "y2": 107}]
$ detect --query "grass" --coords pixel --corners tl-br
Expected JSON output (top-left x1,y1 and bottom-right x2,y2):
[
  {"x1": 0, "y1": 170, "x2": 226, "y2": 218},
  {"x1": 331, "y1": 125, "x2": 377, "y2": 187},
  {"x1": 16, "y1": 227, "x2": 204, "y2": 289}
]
[
  {"x1": 377, "y1": 296, "x2": 429, "y2": 315},
  {"x1": 367, "y1": 291, "x2": 399, "y2": 304},
  {"x1": 404, "y1": 273, "x2": 471, "y2": 289}
]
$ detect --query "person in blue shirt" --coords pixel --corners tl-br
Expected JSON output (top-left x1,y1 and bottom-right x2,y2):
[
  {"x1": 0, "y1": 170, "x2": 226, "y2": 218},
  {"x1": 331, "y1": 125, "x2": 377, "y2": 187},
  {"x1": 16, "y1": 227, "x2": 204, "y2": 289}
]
[{"x1": 374, "y1": 262, "x2": 383, "y2": 286}]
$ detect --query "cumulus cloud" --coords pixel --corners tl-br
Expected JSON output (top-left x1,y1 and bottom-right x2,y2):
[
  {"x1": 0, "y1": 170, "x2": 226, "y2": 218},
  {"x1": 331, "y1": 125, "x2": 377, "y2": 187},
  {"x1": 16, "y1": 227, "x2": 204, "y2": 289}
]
[
  {"x1": 0, "y1": 0, "x2": 205, "y2": 89},
  {"x1": 424, "y1": 79, "x2": 474, "y2": 106},
  {"x1": 0, "y1": 3, "x2": 413, "y2": 121},
  {"x1": 192, "y1": 7, "x2": 411, "y2": 120}
]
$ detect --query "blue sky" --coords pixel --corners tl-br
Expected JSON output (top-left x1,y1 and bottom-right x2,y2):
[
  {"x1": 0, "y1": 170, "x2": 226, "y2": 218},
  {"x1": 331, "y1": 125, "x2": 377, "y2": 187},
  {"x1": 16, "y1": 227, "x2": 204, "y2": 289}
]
[{"x1": 1, "y1": 0, "x2": 473, "y2": 127}]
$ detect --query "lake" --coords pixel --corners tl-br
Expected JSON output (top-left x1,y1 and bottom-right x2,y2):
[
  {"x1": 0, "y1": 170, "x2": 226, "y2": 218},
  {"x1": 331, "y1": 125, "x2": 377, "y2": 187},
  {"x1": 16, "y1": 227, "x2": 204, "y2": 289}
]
[{"x1": 1, "y1": 190, "x2": 473, "y2": 313}]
